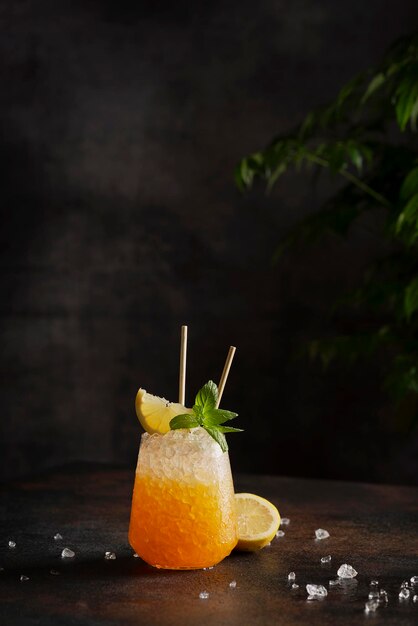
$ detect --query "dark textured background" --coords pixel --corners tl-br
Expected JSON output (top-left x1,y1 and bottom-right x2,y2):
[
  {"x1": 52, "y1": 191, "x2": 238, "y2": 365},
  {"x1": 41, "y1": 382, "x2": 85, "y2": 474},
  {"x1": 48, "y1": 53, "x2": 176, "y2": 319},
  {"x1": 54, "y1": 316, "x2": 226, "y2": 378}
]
[{"x1": 1, "y1": 0, "x2": 417, "y2": 484}]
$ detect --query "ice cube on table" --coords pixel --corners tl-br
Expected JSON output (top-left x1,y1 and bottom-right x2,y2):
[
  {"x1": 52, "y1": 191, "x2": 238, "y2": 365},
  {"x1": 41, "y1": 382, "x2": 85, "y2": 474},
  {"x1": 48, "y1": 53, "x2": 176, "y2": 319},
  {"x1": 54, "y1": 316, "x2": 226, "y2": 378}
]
[
  {"x1": 399, "y1": 588, "x2": 410, "y2": 600},
  {"x1": 281, "y1": 518, "x2": 290, "y2": 526},
  {"x1": 321, "y1": 555, "x2": 332, "y2": 563},
  {"x1": 365, "y1": 599, "x2": 379, "y2": 613},
  {"x1": 276, "y1": 530, "x2": 285, "y2": 537},
  {"x1": 53, "y1": 533, "x2": 63, "y2": 541},
  {"x1": 8, "y1": 541, "x2": 16, "y2": 549},
  {"x1": 337, "y1": 564, "x2": 358, "y2": 579},
  {"x1": 61, "y1": 547, "x2": 75, "y2": 558},
  {"x1": 306, "y1": 584, "x2": 327, "y2": 598},
  {"x1": 315, "y1": 529, "x2": 330, "y2": 540},
  {"x1": 104, "y1": 551, "x2": 116, "y2": 560},
  {"x1": 291, "y1": 583, "x2": 299, "y2": 590},
  {"x1": 199, "y1": 591, "x2": 209, "y2": 599},
  {"x1": 288, "y1": 572, "x2": 296, "y2": 581},
  {"x1": 229, "y1": 580, "x2": 237, "y2": 588},
  {"x1": 410, "y1": 575, "x2": 418, "y2": 584}
]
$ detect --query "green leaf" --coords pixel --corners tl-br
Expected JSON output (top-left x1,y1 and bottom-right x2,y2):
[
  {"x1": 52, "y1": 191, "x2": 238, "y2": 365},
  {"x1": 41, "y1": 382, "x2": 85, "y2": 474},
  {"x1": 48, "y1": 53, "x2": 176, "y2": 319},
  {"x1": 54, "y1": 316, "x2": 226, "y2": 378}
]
[
  {"x1": 361, "y1": 72, "x2": 386, "y2": 103},
  {"x1": 400, "y1": 167, "x2": 418, "y2": 201},
  {"x1": 395, "y1": 74, "x2": 418, "y2": 131},
  {"x1": 203, "y1": 426, "x2": 228, "y2": 452},
  {"x1": 217, "y1": 426, "x2": 244, "y2": 433},
  {"x1": 192, "y1": 404, "x2": 204, "y2": 423},
  {"x1": 396, "y1": 193, "x2": 418, "y2": 234},
  {"x1": 169, "y1": 414, "x2": 200, "y2": 430},
  {"x1": 194, "y1": 381, "x2": 218, "y2": 412},
  {"x1": 404, "y1": 277, "x2": 418, "y2": 319},
  {"x1": 203, "y1": 408, "x2": 238, "y2": 426}
]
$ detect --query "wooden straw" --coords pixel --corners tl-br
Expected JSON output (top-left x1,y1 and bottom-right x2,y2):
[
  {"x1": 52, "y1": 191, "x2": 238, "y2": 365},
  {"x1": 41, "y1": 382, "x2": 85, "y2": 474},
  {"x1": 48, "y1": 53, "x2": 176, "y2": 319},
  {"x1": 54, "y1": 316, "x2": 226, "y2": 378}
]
[
  {"x1": 216, "y1": 346, "x2": 236, "y2": 408},
  {"x1": 178, "y1": 325, "x2": 188, "y2": 404}
]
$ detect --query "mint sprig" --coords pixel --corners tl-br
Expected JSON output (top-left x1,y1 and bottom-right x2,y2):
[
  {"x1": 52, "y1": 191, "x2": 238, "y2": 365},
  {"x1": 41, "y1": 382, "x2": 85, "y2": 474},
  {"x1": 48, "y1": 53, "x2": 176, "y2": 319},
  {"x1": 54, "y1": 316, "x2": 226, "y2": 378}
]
[{"x1": 169, "y1": 380, "x2": 242, "y2": 452}]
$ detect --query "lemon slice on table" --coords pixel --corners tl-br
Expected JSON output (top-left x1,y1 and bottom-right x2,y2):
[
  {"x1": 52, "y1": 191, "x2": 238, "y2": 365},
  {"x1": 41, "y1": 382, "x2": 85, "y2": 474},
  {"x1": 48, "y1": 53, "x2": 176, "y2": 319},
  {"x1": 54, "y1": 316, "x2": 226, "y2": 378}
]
[
  {"x1": 235, "y1": 493, "x2": 281, "y2": 551},
  {"x1": 135, "y1": 388, "x2": 193, "y2": 434}
]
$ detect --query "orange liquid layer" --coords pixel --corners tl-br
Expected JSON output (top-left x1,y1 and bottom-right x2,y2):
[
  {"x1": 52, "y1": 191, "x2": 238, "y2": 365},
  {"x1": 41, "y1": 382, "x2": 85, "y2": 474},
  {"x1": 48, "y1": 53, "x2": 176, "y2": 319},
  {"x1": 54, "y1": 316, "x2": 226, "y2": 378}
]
[{"x1": 129, "y1": 473, "x2": 237, "y2": 569}]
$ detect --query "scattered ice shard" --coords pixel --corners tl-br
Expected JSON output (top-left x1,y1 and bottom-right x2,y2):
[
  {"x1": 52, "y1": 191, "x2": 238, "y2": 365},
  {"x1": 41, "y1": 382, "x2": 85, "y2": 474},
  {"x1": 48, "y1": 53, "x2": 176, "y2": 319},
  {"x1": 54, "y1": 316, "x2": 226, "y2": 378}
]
[
  {"x1": 276, "y1": 530, "x2": 285, "y2": 537},
  {"x1": 291, "y1": 583, "x2": 299, "y2": 589},
  {"x1": 281, "y1": 518, "x2": 290, "y2": 526},
  {"x1": 315, "y1": 529, "x2": 330, "y2": 540},
  {"x1": 399, "y1": 588, "x2": 410, "y2": 600},
  {"x1": 54, "y1": 533, "x2": 63, "y2": 541},
  {"x1": 337, "y1": 564, "x2": 358, "y2": 579},
  {"x1": 229, "y1": 580, "x2": 237, "y2": 588},
  {"x1": 20, "y1": 575, "x2": 29, "y2": 582},
  {"x1": 288, "y1": 572, "x2": 296, "y2": 581},
  {"x1": 368, "y1": 591, "x2": 379, "y2": 600},
  {"x1": 61, "y1": 547, "x2": 75, "y2": 558},
  {"x1": 306, "y1": 584, "x2": 328, "y2": 598},
  {"x1": 370, "y1": 580, "x2": 379, "y2": 586},
  {"x1": 365, "y1": 599, "x2": 379, "y2": 613},
  {"x1": 8, "y1": 541, "x2": 16, "y2": 549},
  {"x1": 401, "y1": 580, "x2": 409, "y2": 588},
  {"x1": 379, "y1": 589, "x2": 388, "y2": 602},
  {"x1": 321, "y1": 555, "x2": 332, "y2": 563},
  {"x1": 413, "y1": 595, "x2": 418, "y2": 602},
  {"x1": 50, "y1": 569, "x2": 60, "y2": 575},
  {"x1": 329, "y1": 579, "x2": 340, "y2": 586},
  {"x1": 411, "y1": 575, "x2": 418, "y2": 584},
  {"x1": 199, "y1": 591, "x2": 209, "y2": 599},
  {"x1": 104, "y1": 551, "x2": 116, "y2": 560},
  {"x1": 133, "y1": 553, "x2": 139, "y2": 558}
]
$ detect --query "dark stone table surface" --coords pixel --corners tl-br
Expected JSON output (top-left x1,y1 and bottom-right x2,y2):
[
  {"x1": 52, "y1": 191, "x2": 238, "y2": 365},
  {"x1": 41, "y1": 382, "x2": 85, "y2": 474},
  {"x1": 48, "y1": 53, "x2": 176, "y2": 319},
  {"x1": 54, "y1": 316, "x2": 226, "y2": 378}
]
[{"x1": 0, "y1": 464, "x2": 417, "y2": 625}]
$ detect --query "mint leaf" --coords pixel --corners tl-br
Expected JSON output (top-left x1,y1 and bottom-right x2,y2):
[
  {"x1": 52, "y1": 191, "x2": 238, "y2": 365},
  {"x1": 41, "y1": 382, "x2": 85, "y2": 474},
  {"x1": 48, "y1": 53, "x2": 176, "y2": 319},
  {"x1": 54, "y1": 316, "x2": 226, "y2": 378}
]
[
  {"x1": 194, "y1": 380, "x2": 218, "y2": 412},
  {"x1": 169, "y1": 414, "x2": 200, "y2": 430},
  {"x1": 192, "y1": 404, "x2": 205, "y2": 423},
  {"x1": 203, "y1": 426, "x2": 228, "y2": 452},
  {"x1": 203, "y1": 408, "x2": 238, "y2": 426},
  {"x1": 217, "y1": 426, "x2": 244, "y2": 433}
]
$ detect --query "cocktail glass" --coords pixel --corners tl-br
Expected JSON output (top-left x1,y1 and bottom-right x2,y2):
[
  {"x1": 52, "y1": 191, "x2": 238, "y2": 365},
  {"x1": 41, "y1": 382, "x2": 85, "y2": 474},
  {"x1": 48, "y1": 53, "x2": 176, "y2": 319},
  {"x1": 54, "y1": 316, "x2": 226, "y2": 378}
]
[{"x1": 129, "y1": 427, "x2": 237, "y2": 569}]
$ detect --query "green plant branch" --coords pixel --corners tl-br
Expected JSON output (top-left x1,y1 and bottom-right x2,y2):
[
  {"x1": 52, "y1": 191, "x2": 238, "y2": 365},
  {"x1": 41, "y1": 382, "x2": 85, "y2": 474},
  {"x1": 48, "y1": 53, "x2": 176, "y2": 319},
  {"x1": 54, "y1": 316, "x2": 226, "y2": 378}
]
[{"x1": 304, "y1": 151, "x2": 391, "y2": 208}]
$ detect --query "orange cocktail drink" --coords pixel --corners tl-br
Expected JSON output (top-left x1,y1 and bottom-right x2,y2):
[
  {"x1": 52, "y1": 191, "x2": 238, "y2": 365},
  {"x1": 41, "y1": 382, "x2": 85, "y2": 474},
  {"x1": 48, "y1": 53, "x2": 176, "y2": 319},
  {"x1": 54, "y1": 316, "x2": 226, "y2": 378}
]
[{"x1": 129, "y1": 427, "x2": 237, "y2": 569}]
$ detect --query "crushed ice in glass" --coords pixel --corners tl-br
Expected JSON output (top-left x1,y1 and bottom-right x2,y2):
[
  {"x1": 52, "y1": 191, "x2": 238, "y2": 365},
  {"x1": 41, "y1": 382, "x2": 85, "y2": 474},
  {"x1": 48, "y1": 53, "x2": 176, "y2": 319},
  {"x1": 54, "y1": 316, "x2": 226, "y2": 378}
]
[
  {"x1": 291, "y1": 583, "x2": 299, "y2": 590},
  {"x1": 321, "y1": 555, "x2": 332, "y2": 563},
  {"x1": 281, "y1": 518, "x2": 290, "y2": 526},
  {"x1": 306, "y1": 584, "x2": 327, "y2": 598},
  {"x1": 399, "y1": 588, "x2": 410, "y2": 600},
  {"x1": 288, "y1": 572, "x2": 296, "y2": 581},
  {"x1": 53, "y1": 533, "x2": 63, "y2": 541},
  {"x1": 50, "y1": 569, "x2": 60, "y2": 575},
  {"x1": 276, "y1": 530, "x2": 285, "y2": 537},
  {"x1": 370, "y1": 580, "x2": 379, "y2": 586},
  {"x1": 20, "y1": 575, "x2": 29, "y2": 582},
  {"x1": 61, "y1": 547, "x2": 75, "y2": 558},
  {"x1": 8, "y1": 540, "x2": 16, "y2": 549},
  {"x1": 199, "y1": 591, "x2": 209, "y2": 599},
  {"x1": 104, "y1": 551, "x2": 116, "y2": 560},
  {"x1": 410, "y1": 575, "x2": 418, "y2": 585},
  {"x1": 365, "y1": 599, "x2": 379, "y2": 613},
  {"x1": 337, "y1": 564, "x2": 358, "y2": 579},
  {"x1": 315, "y1": 529, "x2": 330, "y2": 540},
  {"x1": 229, "y1": 580, "x2": 237, "y2": 588}
]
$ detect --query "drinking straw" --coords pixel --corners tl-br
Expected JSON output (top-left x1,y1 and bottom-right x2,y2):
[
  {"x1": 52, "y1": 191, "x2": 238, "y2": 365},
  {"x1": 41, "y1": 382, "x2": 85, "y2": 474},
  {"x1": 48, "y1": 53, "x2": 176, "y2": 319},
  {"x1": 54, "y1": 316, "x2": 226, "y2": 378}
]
[
  {"x1": 216, "y1": 346, "x2": 236, "y2": 408},
  {"x1": 179, "y1": 325, "x2": 188, "y2": 405}
]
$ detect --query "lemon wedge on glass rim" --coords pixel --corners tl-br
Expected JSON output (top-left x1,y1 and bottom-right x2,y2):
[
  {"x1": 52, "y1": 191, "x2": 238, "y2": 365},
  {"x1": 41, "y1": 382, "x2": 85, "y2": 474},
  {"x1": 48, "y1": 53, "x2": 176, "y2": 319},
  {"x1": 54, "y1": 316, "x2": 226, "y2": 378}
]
[
  {"x1": 235, "y1": 493, "x2": 281, "y2": 551},
  {"x1": 135, "y1": 388, "x2": 193, "y2": 434}
]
